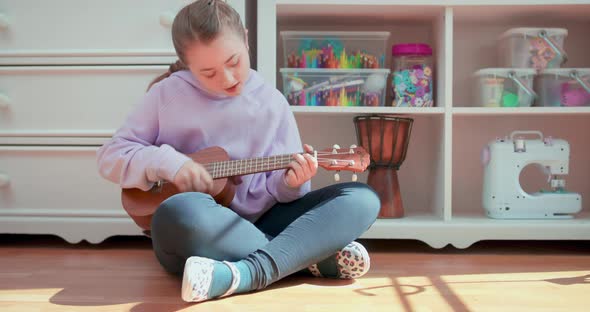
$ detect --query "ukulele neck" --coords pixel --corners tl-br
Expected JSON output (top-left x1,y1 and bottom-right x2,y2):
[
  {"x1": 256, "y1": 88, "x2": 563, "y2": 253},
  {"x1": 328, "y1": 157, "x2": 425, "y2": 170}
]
[{"x1": 204, "y1": 154, "x2": 296, "y2": 179}]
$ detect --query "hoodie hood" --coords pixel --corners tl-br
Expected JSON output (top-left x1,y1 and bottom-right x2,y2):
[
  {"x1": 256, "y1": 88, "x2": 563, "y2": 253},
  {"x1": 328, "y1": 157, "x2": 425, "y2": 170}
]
[{"x1": 171, "y1": 69, "x2": 264, "y2": 100}]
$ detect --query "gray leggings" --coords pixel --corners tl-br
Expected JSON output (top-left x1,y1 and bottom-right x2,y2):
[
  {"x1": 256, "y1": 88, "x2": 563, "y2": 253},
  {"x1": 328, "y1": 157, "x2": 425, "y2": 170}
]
[{"x1": 150, "y1": 182, "x2": 380, "y2": 288}]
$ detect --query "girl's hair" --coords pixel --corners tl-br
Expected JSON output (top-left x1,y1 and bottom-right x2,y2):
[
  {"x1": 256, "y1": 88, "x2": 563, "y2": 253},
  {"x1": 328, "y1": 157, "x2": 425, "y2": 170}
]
[{"x1": 147, "y1": 0, "x2": 245, "y2": 90}]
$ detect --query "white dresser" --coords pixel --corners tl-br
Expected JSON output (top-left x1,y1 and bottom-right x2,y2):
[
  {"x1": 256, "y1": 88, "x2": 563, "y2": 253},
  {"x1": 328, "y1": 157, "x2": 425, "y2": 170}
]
[{"x1": 0, "y1": 0, "x2": 246, "y2": 243}]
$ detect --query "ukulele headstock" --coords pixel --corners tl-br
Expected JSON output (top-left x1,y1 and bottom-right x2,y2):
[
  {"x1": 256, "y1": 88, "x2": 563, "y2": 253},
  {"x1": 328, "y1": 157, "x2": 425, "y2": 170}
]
[{"x1": 316, "y1": 144, "x2": 371, "y2": 182}]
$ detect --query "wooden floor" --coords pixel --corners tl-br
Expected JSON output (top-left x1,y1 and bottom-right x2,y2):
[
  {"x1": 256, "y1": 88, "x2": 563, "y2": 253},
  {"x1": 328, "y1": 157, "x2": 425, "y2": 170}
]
[{"x1": 0, "y1": 235, "x2": 589, "y2": 312}]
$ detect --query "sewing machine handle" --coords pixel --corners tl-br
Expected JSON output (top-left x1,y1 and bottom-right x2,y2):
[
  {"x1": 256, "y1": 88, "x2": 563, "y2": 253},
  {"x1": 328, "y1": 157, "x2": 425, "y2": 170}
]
[{"x1": 510, "y1": 130, "x2": 544, "y2": 141}]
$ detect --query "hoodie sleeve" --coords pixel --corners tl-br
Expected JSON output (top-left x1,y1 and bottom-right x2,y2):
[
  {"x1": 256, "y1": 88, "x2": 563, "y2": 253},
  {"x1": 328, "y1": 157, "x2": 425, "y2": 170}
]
[
  {"x1": 265, "y1": 92, "x2": 311, "y2": 203},
  {"x1": 96, "y1": 84, "x2": 190, "y2": 191}
]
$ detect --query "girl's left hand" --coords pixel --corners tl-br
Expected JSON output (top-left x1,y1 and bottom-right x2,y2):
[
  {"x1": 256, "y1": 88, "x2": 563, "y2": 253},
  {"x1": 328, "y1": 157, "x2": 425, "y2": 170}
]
[{"x1": 284, "y1": 144, "x2": 318, "y2": 188}]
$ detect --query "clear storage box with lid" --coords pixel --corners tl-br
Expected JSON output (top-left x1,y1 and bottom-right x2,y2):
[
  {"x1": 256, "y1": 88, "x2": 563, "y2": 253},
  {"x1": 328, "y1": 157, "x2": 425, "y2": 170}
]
[
  {"x1": 280, "y1": 31, "x2": 389, "y2": 68},
  {"x1": 535, "y1": 68, "x2": 590, "y2": 107},
  {"x1": 473, "y1": 68, "x2": 537, "y2": 107},
  {"x1": 280, "y1": 68, "x2": 390, "y2": 106},
  {"x1": 391, "y1": 43, "x2": 434, "y2": 107},
  {"x1": 498, "y1": 28, "x2": 568, "y2": 71}
]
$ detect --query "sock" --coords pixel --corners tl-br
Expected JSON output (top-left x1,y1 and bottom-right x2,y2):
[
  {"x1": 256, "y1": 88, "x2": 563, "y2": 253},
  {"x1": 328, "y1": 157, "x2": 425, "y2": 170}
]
[
  {"x1": 208, "y1": 260, "x2": 253, "y2": 298},
  {"x1": 305, "y1": 241, "x2": 370, "y2": 279},
  {"x1": 306, "y1": 255, "x2": 340, "y2": 278}
]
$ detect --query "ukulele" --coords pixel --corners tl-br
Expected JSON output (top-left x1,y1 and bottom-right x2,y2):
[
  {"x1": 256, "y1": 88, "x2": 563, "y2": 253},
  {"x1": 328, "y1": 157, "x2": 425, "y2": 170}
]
[{"x1": 121, "y1": 144, "x2": 370, "y2": 230}]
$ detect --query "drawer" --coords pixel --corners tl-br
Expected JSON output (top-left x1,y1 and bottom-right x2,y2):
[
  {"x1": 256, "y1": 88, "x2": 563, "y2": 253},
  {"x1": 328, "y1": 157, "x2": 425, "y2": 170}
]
[
  {"x1": 0, "y1": 0, "x2": 246, "y2": 64},
  {"x1": 0, "y1": 65, "x2": 167, "y2": 135},
  {"x1": 0, "y1": 146, "x2": 125, "y2": 217}
]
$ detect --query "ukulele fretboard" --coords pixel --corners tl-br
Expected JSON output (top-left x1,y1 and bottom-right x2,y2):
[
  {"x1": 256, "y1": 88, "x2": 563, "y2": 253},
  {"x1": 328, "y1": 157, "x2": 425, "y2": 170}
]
[{"x1": 204, "y1": 154, "x2": 294, "y2": 179}]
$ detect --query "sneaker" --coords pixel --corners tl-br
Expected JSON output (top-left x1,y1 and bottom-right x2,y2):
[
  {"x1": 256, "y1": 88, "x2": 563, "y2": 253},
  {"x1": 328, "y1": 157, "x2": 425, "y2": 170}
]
[
  {"x1": 181, "y1": 256, "x2": 240, "y2": 302},
  {"x1": 308, "y1": 241, "x2": 371, "y2": 279}
]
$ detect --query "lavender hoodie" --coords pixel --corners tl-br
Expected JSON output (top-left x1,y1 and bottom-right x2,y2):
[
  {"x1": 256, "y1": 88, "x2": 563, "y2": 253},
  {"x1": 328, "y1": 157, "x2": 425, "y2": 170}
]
[{"x1": 97, "y1": 69, "x2": 310, "y2": 222}]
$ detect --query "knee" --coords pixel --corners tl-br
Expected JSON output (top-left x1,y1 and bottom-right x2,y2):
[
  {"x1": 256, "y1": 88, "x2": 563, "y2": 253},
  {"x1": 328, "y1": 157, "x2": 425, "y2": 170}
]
[
  {"x1": 151, "y1": 192, "x2": 215, "y2": 242},
  {"x1": 338, "y1": 182, "x2": 381, "y2": 227}
]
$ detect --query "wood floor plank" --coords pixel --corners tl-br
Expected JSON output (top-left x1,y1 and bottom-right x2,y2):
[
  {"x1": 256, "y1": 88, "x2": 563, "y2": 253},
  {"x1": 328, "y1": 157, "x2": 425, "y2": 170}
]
[{"x1": 0, "y1": 235, "x2": 589, "y2": 311}]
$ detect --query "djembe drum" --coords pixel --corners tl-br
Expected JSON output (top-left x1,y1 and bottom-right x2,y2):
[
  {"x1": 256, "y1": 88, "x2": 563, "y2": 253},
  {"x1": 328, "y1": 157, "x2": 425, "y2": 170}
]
[{"x1": 354, "y1": 115, "x2": 414, "y2": 218}]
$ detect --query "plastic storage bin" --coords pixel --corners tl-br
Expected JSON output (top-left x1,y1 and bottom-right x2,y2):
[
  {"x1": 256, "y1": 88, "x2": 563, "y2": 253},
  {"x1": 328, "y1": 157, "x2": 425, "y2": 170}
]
[
  {"x1": 391, "y1": 43, "x2": 434, "y2": 107},
  {"x1": 281, "y1": 31, "x2": 389, "y2": 68},
  {"x1": 498, "y1": 28, "x2": 568, "y2": 71},
  {"x1": 280, "y1": 68, "x2": 390, "y2": 106},
  {"x1": 473, "y1": 68, "x2": 537, "y2": 107},
  {"x1": 535, "y1": 68, "x2": 590, "y2": 107}
]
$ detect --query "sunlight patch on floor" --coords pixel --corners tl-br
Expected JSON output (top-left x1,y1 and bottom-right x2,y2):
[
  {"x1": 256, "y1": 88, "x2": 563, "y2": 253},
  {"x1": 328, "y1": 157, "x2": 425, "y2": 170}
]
[
  {"x1": 0, "y1": 288, "x2": 63, "y2": 301},
  {"x1": 387, "y1": 270, "x2": 590, "y2": 311}
]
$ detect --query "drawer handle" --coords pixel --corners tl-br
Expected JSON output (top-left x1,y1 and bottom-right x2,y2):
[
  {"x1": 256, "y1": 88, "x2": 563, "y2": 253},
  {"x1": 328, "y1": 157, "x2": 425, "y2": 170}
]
[
  {"x1": 0, "y1": 174, "x2": 10, "y2": 188},
  {"x1": 0, "y1": 13, "x2": 9, "y2": 30},
  {"x1": 0, "y1": 93, "x2": 12, "y2": 109},
  {"x1": 159, "y1": 12, "x2": 175, "y2": 27}
]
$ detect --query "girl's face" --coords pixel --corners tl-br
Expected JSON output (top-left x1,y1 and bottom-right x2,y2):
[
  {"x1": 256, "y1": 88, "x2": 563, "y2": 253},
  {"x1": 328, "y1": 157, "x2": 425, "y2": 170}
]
[{"x1": 185, "y1": 28, "x2": 250, "y2": 97}]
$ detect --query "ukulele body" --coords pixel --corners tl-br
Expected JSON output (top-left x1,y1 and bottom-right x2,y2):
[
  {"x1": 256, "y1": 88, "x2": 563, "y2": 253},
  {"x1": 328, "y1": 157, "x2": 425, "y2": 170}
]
[{"x1": 121, "y1": 146, "x2": 235, "y2": 231}]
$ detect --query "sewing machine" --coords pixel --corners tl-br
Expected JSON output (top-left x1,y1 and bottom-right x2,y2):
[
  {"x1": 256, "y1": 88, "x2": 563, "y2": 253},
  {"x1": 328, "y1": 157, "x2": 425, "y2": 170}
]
[{"x1": 482, "y1": 130, "x2": 582, "y2": 219}]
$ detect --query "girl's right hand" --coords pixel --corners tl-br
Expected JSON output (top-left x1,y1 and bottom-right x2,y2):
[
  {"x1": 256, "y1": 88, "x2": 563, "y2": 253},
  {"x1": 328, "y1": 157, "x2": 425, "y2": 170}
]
[{"x1": 172, "y1": 160, "x2": 214, "y2": 193}]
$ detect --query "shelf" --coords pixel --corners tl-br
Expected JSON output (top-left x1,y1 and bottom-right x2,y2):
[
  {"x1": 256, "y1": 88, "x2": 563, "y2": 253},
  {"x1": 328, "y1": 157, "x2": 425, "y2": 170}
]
[
  {"x1": 452, "y1": 4, "x2": 590, "y2": 23},
  {"x1": 276, "y1": 0, "x2": 589, "y2": 6},
  {"x1": 449, "y1": 212, "x2": 590, "y2": 244},
  {"x1": 258, "y1": 1, "x2": 590, "y2": 247},
  {"x1": 361, "y1": 213, "x2": 447, "y2": 244},
  {"x1": 452, "y1": 4, "x2": 590, "y2": 107},
  {"x1": 452, "y1": 107, "x2": 590, "y2": 116},
  {"x1": 451, "y1": 211, "x2": 590, "y2": 225},
  {"x1": 300, "y1": 113, "x2": 445, "y2": 221},
  {"x1": 452, "y1": 116, "x2": 590, "y2": 226},
  {"x1": 291, "y1": 106, "x2": 445, "y2": 115},
  {"x1": 274, "y1": 3, "x2": 449, "y2": 108},
  {"x1": 363, "y1": 211, "x2": 590, "y2": 248},
  {"x1": 276, "y1": 2, "x2": 443, "y2": 22}
]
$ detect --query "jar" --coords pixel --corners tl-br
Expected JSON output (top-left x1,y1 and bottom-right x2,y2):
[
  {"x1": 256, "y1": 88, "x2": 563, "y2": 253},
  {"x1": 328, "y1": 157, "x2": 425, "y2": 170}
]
[{"x1": 391, "y1": 43, "x2": 433, "y2": 107}]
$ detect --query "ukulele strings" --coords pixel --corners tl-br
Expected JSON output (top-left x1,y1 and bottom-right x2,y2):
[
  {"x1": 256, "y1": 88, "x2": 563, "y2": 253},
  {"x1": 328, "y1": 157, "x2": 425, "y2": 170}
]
[
  {"x1": 316, "y1": 157, "x2": 353, "y2": 164},
  {"x1": 202, "y1": 150, "x2": 357, "y2": 173},
  {"x1": 203, "y1": 158, "x2": 352, "y2": 173},
  {"x1": 314, "y1": 151, "x2": 356, "y2": 156},
  {"x1": 314, "y1": 151, "x2": 357, "y2": 165},
  {"x1": 204, "y1": 152, "x2": 354, "y2": 165}
]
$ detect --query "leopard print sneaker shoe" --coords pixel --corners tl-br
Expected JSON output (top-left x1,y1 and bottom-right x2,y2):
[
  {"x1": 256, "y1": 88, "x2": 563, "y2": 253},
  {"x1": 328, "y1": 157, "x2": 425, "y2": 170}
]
[{"x1": 308, "y1": 241, "x2": 371, "y2": 279}]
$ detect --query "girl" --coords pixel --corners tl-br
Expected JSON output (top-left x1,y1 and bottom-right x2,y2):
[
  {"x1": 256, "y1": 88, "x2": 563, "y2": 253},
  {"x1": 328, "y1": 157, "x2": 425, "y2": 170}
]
[{"x1": 97, "y1": 0, "x2": 380, "y2": 303}]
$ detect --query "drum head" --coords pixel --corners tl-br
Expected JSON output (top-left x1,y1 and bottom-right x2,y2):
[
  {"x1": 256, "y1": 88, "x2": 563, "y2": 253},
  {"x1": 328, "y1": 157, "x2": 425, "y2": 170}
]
[{"x1": 354, "y1": 115, "x2": 413, "y2": 168}]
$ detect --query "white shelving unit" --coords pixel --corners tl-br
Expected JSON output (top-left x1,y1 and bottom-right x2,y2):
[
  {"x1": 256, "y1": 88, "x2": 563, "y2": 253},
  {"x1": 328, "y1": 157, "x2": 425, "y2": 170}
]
[{"x1": 258, "y1": 0, "x2": 590, "y2": 248}]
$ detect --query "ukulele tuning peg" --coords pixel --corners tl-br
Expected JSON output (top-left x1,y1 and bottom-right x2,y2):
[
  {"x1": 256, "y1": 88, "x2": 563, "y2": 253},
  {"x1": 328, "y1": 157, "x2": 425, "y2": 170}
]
[
  {"x1": 153, "y1": 180, "x2": 164, "y2": 193},
  {"x1": 349, "y1": 144, "x2": 357, "y2": 154},
  {"x1": 332, "y1": 144, "x2": 340, "y2": 154},
  {"x1": 334, "y1": 171, "x2": 340, "y2": 182},
  {"x1": 352, "y1": 173, "x2": 358, "y2": 182}
]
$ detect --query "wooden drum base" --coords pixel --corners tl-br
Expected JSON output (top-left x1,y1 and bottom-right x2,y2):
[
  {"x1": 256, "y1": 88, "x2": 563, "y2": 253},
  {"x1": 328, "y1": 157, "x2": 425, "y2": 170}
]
[{"x1": 368, "y1": 167, "x2": 404, "y2": 218}]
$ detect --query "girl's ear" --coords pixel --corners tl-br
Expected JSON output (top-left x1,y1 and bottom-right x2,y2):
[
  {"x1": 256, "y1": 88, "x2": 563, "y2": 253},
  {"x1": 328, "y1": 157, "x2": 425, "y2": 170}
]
[{"x1": 244, "y1": 28, "x2": 249, "y2": 51}]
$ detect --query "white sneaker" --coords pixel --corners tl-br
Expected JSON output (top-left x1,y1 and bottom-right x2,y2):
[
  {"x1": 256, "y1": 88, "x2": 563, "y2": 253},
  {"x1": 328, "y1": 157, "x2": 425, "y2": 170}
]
[{"x1": 181, "y1": 256, "x2": 240, "y2": 302}]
